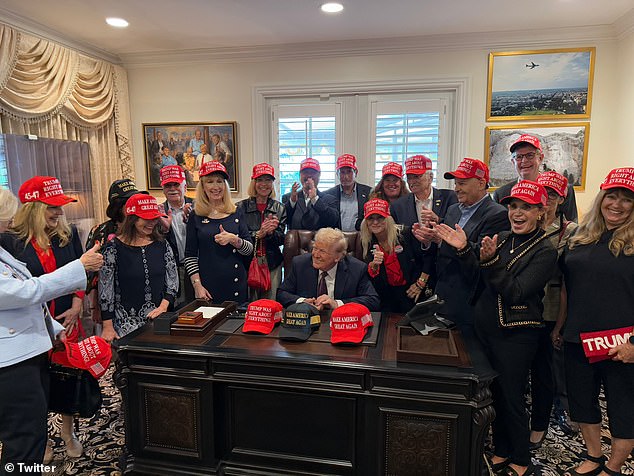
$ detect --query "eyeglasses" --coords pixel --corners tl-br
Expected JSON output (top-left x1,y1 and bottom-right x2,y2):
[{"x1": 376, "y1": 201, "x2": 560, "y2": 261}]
[
  {"x1": 513, "y1": 152, "x2": 538, "y2": 162},
  {"x1": 546, "y1": 192, "x2": 560, "y2": 202}
]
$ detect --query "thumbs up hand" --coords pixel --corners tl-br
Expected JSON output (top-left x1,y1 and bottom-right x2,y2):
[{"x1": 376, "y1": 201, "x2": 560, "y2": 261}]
[
  {"x1": 214, "y1": 224, "x2": 239, "y2": 247},
  {"x1": 80, "y1": 241, "x2": 104, "y2": 271}
]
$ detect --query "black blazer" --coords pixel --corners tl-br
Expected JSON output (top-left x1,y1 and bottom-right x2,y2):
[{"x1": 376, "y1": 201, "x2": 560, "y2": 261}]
[
  {"x1": 434, "y1": 196, "x2": 510, "y2": 326},
  {"x1": 162, "y1": 197, "x2": 193, "y2": 267},
  {"x1": 277, "y1": 253, "x2": 380, "y2": 311},
  {"x1": 492, "y1": 180, "x2": 578, "y2": 222},
  {"x1": 324, "y1": 182, "x2": 372, "y2": 231},
  {"x1": 390, "y1": 188, "x2": 457, "y2": 227},
  {"x1": 282, "y1": 190, "x2": 339, "y2": 231}
]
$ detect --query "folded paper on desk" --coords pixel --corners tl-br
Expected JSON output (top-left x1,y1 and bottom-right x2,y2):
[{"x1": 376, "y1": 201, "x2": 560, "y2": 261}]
[{"x1": 193, "y1": 306, "x2": 225, "y2": 319}]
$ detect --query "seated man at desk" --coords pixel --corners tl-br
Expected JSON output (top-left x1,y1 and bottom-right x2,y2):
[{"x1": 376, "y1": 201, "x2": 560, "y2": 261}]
[{"x1": 277, "y1": 227, "x2": 379, "y2": 311}]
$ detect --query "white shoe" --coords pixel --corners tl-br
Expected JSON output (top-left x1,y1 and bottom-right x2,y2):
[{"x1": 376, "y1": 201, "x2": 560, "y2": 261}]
[
  {"x1": 61, "y1": 431, "x2": 83, "y2": 458},
  {"x1": 43, "y1": 439, "x2": 53, "y2": 464}
]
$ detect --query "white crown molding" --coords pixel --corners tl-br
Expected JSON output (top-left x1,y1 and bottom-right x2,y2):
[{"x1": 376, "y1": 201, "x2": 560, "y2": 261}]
[
  {"x1": 615, "y1": 7, "x2": 634, "y2": 39},
  {"x1": 0, "y1": 8, "x2": 122, "y2": 64},
  {"x1": 123, "y1": 24, "x2": 618, "y2": 68}
]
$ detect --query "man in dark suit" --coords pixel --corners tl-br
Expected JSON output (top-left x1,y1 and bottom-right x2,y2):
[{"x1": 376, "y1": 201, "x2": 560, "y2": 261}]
[
  {"x1": 324, "y1": 154, "x2": 371, "y2": 231},
  {"x1": 158, "y1": 165, "x2": 194, "y2": 307},
  {"x1": 282, "y1": 158, "x2": 339, "y2": 231},
  {"x1": 277, "y1": 228, "x2": 380, "y2": 311},
  {"x1": 426, "y1": 158, "x2": 510, "y2": 330},
  {"x1": 492, "y1": 134, "x2": 578, "y2": 221}
]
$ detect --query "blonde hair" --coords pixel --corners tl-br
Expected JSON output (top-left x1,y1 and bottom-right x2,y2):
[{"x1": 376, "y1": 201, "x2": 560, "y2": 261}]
[
  {"x1": 360, "y1": 216, "x2": 400, "y2": 256},
  {"x1": 0, "y1": 187, "x2": 18, "y2": 222},
  {"x1": 247, "y1": 178, "x2": 276, "y2": 199},
  {"x1": 194, "y1": 174, "x2": 236, "y2": 216},
  {"x1": 314, "y1": 227, "x2": 347, "y2": 256},
  {"x1": 569, "y1": 188, "x2": 634, "y2": 257},
  {"x1": 12, "y1": 201, "x2": 72, "y2": 249}
]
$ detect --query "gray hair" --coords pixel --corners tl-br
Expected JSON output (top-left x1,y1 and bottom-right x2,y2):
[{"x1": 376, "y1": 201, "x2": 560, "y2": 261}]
[{"x1": 314, "y1": 227, "x2": 347, "y2": 255}]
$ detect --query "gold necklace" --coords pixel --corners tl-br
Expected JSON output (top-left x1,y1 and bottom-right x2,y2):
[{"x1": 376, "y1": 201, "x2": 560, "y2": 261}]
[{"x1": 509, "y1": 229, "x2": 540, "y2": 254}]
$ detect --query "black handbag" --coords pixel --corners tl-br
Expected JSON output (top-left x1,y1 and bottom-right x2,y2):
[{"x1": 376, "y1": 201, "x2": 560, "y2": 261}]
[{"x1": 48, "y1": 364, "x2": 103, "y2": 418}]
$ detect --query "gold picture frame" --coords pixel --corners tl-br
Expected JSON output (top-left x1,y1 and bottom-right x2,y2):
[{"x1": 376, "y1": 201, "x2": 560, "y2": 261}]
[
  {"x1": 486, "y1": 47, "x2": 595, "y2": 121},
  {"x1": 484, "y1": 123, "x2": 590, "y2": 191},
  {"x1": 143, "y1": 122, "x2": 239, "y2": 192}
]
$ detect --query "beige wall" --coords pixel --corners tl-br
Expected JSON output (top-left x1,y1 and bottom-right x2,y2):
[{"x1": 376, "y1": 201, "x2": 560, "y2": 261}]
[{"x1": 127, "y1": 39, "x2": 624, "y2": 214}]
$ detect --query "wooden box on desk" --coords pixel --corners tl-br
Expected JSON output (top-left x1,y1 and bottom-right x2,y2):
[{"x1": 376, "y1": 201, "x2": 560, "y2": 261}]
[
  {"x1": 396, "y1": 327, "x2": 471, "y2": 367},
  {"x1": 170, "y1": 300, "x2": 237, "y2": 337}
]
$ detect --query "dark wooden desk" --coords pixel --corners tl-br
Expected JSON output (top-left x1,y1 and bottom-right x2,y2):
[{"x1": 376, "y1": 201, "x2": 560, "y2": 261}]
[{"x1": 115, "y1": 314, "x2": 495, "y2": 475}]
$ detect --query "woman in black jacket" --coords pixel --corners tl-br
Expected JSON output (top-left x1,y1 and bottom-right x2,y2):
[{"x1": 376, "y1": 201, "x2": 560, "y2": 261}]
[
  {"x1": 436, "y1": 181, "x2": 557, "y2": 476},
  {"x1": 236, "y1": 163, "x2": 287, "y2": 300},
  {"x1": 360, "y1": 198, "x2": 427, "y2": 313}
]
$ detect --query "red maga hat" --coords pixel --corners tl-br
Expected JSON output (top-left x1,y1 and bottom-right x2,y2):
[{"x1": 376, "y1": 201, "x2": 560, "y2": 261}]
[
  {"x1": 50, "y1": 335, "x2": 112, "y2": 379},
  {"x1": 19, "y1": 176, "x2": 77, "y2": 206},
  {"x1": 364, "y1": 198, "x2": 390, "y2": 219},
  {"x1": 600, "y1": 167, "x2": 634, "y2": 194},
  {"x1": 125, "y1": 193, "x2": 167, "y2": 220},
  {"x1": 382, "y1": 162, "x2": 403, "y2": 178},
  {"x1": 299, "y1": 157, "x2": 321, "y2": 173},
  {"x1": 500, "y1": 180, "x2": 548, "y2": 206},
  {"x1": 336, "y1": 154, "x2": 357, "y2": 172},
  {"x1": 405, "y1": 155, "x2": 433, "y2": 175},
  {"x1": 242, "y1": 299, "x2": 283, "y2": 335},
  {"x1": 510, "y1": 134, "x2": 542, "y2": 153},
  {"x1": 444, "y1": 158, "x2": 490, "y2": 183},
  {"x1": 251, "y1": 163, "x2": 276, "y2": 180},
  {"x1": 199, "y1": 160, "x2": 229, "y2": 180},
  {"x1": 580, "y1": 326, "x2": 634, "y2": 363},
  {"x1": 538, "y1": 171, "x2": 568, "y2": 198},
  {"x1": 160, "y1": 165, "x2": 186, "y2": 186},
  {"x1": 330, "y1": 303, "x2": 374, "y2": 345}
]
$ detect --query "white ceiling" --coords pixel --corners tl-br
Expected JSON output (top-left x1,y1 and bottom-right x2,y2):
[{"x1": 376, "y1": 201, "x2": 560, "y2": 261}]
[{"x1": 1, "y1": 0, "x2": 634, "y2": 63}]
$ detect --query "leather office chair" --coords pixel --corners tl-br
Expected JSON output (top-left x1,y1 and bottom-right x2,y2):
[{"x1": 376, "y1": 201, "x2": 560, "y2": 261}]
[{"x1": 283, "y1": 230, "x2": 363, "y2": 275}]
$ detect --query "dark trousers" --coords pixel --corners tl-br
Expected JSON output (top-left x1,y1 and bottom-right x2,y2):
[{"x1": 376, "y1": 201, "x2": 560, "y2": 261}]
[
  {"x1": 477, "y1": 329, "x2": 540, "y2": 467},
  {"x1": 0, "y1": 353, "x2": 50, "y2": 476}
]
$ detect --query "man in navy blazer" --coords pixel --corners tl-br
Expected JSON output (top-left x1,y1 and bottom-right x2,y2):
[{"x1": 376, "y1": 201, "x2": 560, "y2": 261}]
[
  {"x1": 277, "y1": 228, "x2": 379, "y2": 311},
  {"x1": 324, "y1": 154, "x2": 372, "y2": 231},
  {"x1": 425, "y1": 158, "x2": 510, "y2": 329},
  {"x1": 282, "y1": 158, "x2": 339, "y2": 231}
]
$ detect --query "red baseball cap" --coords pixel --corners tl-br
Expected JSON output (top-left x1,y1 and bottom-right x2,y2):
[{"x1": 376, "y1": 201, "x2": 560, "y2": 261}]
[
  {"x1": 199, "y1": 160, "x2": 229, "y2": 180},
  {"x1": 125, "y1": 193, "x2": 167, "y2": 220},
  {"x1": 364, "y1": 198, "x2": 390, "y2": 219},
  {"x1": 160, "y1": 165, "x2": 186, "y2": 186},
  {"x1": 50, "y1": 336, "x2": 112, "y2": 379},
  {"x1": 242, "y1": 299, "x2": 283, "y2": 335},
  {"x1": 251, "y1": 163, "x2": 276, "y2": 180},
  {"x1": 382, "y1": 162, "x2": 403, "y2": 178},
  {"x1": 300, "y1": 158, "x2": 321, "y2": 173},
  {"x1": 600, "y1": 167, "x2": 634, "y2": 194},
  {"x1": 19, "y1": 176, "x2": 77, "y2": 206},
  {"x1": 444, "y1": 158, "x2": 490, "y2": 183},
  {"x1": 510, "y1": 134, "x2": 542, "y2": 153},
  {"x1": 537, "y1": 171, "x2": 568, "y2": 198},
  {"x1": 336, "y1": 154, "x2": 357, "y2": 172},
  {"x1": 330, "y1": 303, "x2": 374, "y2": 345},
  {"x1": 405, "y1": 155, "x2": 433, "y2": 175},
  {"x1": 580, "y1": 326, "x2": 634, "y2": 363},
  {"x1": 500, "y1": 180, "x2": 548, "y2": 206}
]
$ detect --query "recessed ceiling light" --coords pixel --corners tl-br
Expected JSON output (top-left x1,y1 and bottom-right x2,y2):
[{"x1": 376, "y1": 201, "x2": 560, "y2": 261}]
[
  {"x1": 321, "y1": 2, "x2": 344, "y2": 13},
  {"x1": 106, "y1": 17, "x2": 129, "y2": 28}
]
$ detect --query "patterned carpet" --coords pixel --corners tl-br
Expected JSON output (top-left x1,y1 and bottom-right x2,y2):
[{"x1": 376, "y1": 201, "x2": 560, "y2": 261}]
[{"x1": 41, "y1": 366, "x2": 633, "y2": 476}]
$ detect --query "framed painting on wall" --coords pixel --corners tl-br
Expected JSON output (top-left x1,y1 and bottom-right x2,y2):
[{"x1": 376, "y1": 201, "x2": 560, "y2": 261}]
[
  {"x1": 484, "y1": 123, "x2": 589, "y2": 191},
  {"x1": 143, "y1": 122, "x2": 238, "y2": 192},
  {"x1": 486, "y1": 47, "x2": 595, "y2": 121}
]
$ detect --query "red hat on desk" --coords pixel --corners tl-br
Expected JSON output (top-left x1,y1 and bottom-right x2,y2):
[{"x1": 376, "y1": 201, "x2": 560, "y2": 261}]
[
  {"x1": 279, "y1": 302, "x2": 321, "y2": 342},
  {"x1": 19, "y1": 176, "x2": 77, "y2": 206},
  {"x1": 600, "y1": 167, "x2": 634, "y2": 194},
  {"x1": 242, "y1": 299, "x2": 283, "y2": 335},
  {"x1": 336, "y1": 154, "x2": 357, "y2": 172},
  {"x1": 538, "y1": 171, "x2": 568, "y2": 198},
  {"x1": 125, "y1": 193, "x2": 167, "y2": 220},
  {"x1": 330, "y1": 303, "x2": 373, "y2": 345},
  {"x1": 405, "y1": 155, "x2": 433, "y2": 175},
  {"x1": 160, "y1": 165, "x2": 186, "y2": 186},
  {"x1": 299, "y1": 158, "x2": 321, "y2": 173},
  {"x1": 382, "y1": 162, "x2": 403, "y2": 178},
  {"x1": 50, "y1": 336, "x2": 112, "y2": 379}
]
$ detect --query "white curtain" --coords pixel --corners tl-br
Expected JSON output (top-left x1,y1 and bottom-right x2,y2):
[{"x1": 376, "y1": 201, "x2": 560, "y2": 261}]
[{"x1": 0, "y1": 23, "x2": 135, "y2": 223}]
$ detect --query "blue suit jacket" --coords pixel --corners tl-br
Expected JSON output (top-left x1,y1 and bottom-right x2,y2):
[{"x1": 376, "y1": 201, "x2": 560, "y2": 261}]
[
  {"x1": 277, "y1": 253, "x2": 380, "y2": 311},
  {"x1": 323, "y1": 183, "x2": 372, "y2": 231}
]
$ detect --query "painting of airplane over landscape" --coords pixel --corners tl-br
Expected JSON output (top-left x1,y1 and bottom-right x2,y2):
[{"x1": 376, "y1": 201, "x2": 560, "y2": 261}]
[{"x1": 487, "y1": 48, "x2": 595, "y2": 121}]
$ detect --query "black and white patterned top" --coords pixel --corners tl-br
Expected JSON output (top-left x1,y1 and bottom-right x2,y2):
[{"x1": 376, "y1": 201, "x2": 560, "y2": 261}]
[{"x1": 99, "y1": 238, "x2": 178, "y2": 338}]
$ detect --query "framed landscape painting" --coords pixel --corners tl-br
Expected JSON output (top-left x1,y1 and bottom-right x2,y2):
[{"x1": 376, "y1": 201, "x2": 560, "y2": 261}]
[
  {"x1": 485, "y1": 123, "x2": 589, "y2": 191},
  {"x1": 143, "y1": 122, "x2": 238, "y2": 192},
  {"x1": 486, "y1": 48, "x2": 595, "y2": 121}
]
